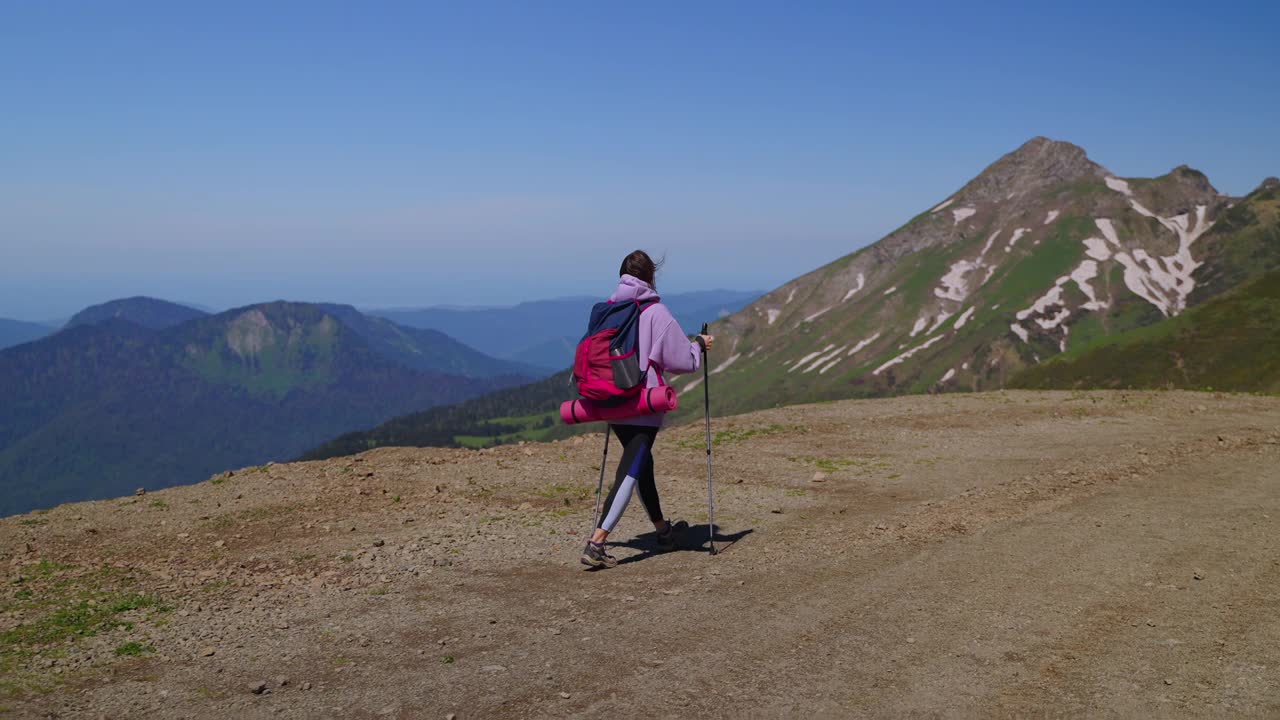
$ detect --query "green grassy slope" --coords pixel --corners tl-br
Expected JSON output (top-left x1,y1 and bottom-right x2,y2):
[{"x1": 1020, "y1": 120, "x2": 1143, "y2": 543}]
[{"x1": 300, "y1": 370, "x2": 577, "y2": 458}]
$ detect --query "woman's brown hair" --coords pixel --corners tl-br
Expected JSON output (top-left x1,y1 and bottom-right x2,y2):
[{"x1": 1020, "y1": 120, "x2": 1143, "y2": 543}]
[{"x1": 619, "y1": 250, "x2": 663, "y2": 289}]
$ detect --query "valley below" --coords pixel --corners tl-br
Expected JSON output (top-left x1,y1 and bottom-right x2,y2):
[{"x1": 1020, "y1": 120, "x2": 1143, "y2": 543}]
[{"x1": 3, "y1": 390, "x2": 1279, "y2": 718}]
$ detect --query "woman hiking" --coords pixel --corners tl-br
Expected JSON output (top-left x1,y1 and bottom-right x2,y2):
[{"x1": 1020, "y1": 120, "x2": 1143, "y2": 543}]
[{"x1": 581, "y1": 250, "x2": 714, "y2": 569}]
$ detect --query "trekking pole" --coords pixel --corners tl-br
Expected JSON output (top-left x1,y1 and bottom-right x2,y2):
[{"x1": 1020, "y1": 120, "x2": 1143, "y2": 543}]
[
  {"x1": 588, "y1": 424, "x2": 609, "y2": 547},
  {"x1": 701, "y1": 323, "x2": 716, "y2": 556}
]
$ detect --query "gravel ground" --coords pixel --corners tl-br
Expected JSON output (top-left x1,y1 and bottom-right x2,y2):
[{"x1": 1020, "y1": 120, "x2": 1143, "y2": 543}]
[{"x1": 2, "y1": 390, "x2": 1278, "y2": 719}]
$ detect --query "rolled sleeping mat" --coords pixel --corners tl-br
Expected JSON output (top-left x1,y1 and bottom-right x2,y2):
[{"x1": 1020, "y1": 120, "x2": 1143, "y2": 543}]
[{"x1": 560, "y1": 386, "x2": 679, "y2": 425}]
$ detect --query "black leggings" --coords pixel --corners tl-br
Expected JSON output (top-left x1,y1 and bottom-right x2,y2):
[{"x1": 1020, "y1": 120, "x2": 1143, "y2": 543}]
[{"x1": 597, "y1": 424, "x2": 663, "y2": 532}]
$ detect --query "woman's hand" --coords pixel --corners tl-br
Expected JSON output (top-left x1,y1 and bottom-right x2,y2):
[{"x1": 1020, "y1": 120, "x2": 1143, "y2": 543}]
[{"x1": 697, "y1": 334, "x2": 715, "y2": 350}]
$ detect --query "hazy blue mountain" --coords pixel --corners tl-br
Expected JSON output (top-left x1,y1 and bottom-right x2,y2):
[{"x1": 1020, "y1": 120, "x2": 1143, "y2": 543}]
[
  {"x1": 0, "y1": 301, "x2": 533, "y2": 516},
  {"x1": 370, "y1": 289, "x2": 761, "y2": 371},
  {"x1": 0, "y1": 318, "x2": 53, "y2": 350},
  {"x1": 65, "y1": 296, "x2": 209, "y2": 330},
  {"x1": 311, "y1": 303, "x2": 546, "y2": 378}
]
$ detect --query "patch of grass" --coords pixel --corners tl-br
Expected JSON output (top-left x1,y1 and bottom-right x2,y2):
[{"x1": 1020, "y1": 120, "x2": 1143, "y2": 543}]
[
  {"x1": 441, "y1": 655, "x2": 455, "y2": 664},
  {"x1": 31, "y1": 560, "x2": 74, "y2": 578},
  {"x1": 676, "y1": 423, "x2": 805, "y2": 450},
  {"x1": 238, "y1": 504, "x2": 295, "y2": 522},
  {"x1": 1, "y1": 584, "x2": 161, "y2": 669},
  {"x1": 18, "y1": 518, "x2": 47, "y2": 527},
  {"x1": 150, "y1": 500, "x2": 168, "y2": 509},
  {"x1": 535, "y1": 483, "x2": 592, "y2": 501},
  {"x1": 790, "y1": 455, "x2": 889, "y2": 473},
  {"x1": 789, "y1": 456, "x2": 858, "y2": 472},
  {"x1": 113, "y1": 641, "x2": 154, "y2": 657}
]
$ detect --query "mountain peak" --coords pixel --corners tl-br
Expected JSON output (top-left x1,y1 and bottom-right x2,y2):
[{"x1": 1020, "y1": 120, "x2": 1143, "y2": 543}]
[
  {"x1": 66, "y1": 297, "x2": 208, "y2": 331},
  {"x1": 1260, "y1": 177, "x2": 1279, "y2": 191},
  {"x1": 1160, "y1": 164, "x2": 1216, "y2": 195},
  {"x1": 1012, "y1": 135, "x2": 1085, "y2": 156},
  {"x1": 959, "y1": 137, "x2": 1102, "y2": 203}
]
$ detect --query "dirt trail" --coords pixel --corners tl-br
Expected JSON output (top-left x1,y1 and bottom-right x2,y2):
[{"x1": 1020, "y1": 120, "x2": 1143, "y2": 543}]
[{"x1": 3, "y1": 390, "x2": 1279, "y2": 718}]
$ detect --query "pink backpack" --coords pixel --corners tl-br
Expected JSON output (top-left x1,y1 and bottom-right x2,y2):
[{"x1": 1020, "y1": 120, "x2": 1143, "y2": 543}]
[{"x1": 572, "y1": 299, "x2": 659, "y2": 404}]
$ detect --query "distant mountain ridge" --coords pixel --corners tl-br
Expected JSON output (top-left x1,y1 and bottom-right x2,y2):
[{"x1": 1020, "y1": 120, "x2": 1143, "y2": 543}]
[
  {"x1": 66, "y1": 296, "x2": 209, "y2": 330},
  {"x1": 0, "y1": 318, "x2": 53, "y2": 351},
  {"x1": 0, "y1": 300, "x2": 535, "y2": 516},
  {"x1": 370, "y1": 289, "x2": 761, "y2": 371}
]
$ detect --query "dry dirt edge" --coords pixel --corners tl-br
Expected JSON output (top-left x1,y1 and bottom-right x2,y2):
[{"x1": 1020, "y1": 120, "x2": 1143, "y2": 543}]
[{"x1": 3, "y1": 390, "x2": 1279, "y2": 719}]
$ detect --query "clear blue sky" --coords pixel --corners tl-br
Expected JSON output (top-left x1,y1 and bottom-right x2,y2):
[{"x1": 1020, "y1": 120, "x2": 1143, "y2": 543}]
[{"x1": 2, "y1": 1, "x2": 1277, "y2": 321}]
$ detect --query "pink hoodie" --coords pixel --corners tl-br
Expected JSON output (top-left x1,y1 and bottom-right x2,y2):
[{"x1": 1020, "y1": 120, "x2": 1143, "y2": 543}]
[{"x1": 608, "y1": 274, "x2": 702, "y2": 427}]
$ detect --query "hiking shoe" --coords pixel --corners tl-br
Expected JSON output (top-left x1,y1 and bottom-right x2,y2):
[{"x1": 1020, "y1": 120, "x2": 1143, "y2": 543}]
[
  {"x1": 656, "y1": 520, "x2": 688, "y2": 551},
  {"x1": 580, "y1": 541, "x2": 618, "y2": 569}
]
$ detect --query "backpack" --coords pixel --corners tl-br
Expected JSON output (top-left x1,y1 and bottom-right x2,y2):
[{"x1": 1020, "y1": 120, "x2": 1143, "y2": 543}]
[{"x1": 572, "y1": 299, "x2": 659, "y2": 404}]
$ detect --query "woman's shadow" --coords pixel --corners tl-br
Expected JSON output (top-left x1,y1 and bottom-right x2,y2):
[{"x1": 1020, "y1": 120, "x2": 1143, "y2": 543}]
[{"x1": 607, "y1": 524, "x2": 753, "y2": 566}]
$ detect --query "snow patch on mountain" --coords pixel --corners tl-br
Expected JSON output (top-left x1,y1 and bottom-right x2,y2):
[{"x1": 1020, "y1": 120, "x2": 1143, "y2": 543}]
[
  {"x1": 932, "y1": 198, "x2": 955, "y2": 212},
  {"x1": 1017, "y1": 283, "x2": 1067, "y2": 322},
  {"x1": 1071, "y1": 260, "x2": 1107, "y2": 311},
  {"x1": 803, "y1": 345, "x2": 848, "y2": 373},
  {"x1": 846, "y1": 333, "x2": 880, "y2": 357},
  {"x1": 1095, "y1": 201, "x2": 1211, "y2": 316},
  {"x1": 1105, "y1": 176, "x2": 1132, "y2": 196},
  {"x1": 766, "y1": 309, "x2": 781, "y2": 325},
  {"x1": 1044, "y1": 210, "x2": 1059, "y2": 225},
  {"x1": 788, "y1": 345, "x2": 834, "y2": 373},
  {"x1": 710, "y1": 353, "x2": 741, "y2": 376},
  {"x1": 874, "y1": 334, "x2": 945, "y2": 375},
  {"x1": 927, "y1": 311, "x2": 954, "y2": 335},
  {"x1": 1083, "y1": 237, "x2": 1112, "y2": 261},
  {"x1": 940, "y1": 368, "x2": 956, "y2": 383},
  {"x1": 935, "y1": 260, "x2": 978, "y2": 302},
  {"x1": 842, "y1": 273, "x2": 866, "y2": 302},
  {"x1": 981, "y1": 231, "x2": 1001, "y2": 255},
  {"x1": 935, "y1": 230, "x2": 1005, "y2": 303},
  {"x1": 804, "y1": 306, "x2": 832, "y2": 323},
  {"x1": 1010, "y1": 324, "x2": 1029, "y2": 342},
  {"x1": 882, "y1": 286, "x2": 897, "y2": 296},
  {"x1": 910, "y1": 317, "x2": 928, "y2": 337},
  {"x1": 1035, "y1": 308, "x2": 1070, "y2": 330},
  {"x1": 1096, "y1": 218, "x2": 1121, "y2": 246},
  {"x1": 953, "y1": 307, "x2": 975, "y2": 330},
  {"x1": 952, "y1": 207, "x2": 977, "y2": 225},
  {"x1": 1005, "y1": 228, "x2": 1030, "y2": 252}
]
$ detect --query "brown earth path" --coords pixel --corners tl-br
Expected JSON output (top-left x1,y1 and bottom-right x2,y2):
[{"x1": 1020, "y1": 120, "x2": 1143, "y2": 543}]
[{"x1": 2, "y1": 390, "x2": 1278, "y2": 718}]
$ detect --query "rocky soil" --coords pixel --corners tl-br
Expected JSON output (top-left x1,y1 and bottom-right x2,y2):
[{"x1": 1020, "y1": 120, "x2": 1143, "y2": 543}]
[{"x1": 2, "y1": 390, "x2": 1279, "y2": 718}]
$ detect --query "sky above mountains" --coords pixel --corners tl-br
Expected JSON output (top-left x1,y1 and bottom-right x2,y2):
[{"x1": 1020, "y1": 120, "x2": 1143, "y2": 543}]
[{"x1": 3, "y1": 1, "x2": 1278, "y2": 321}]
